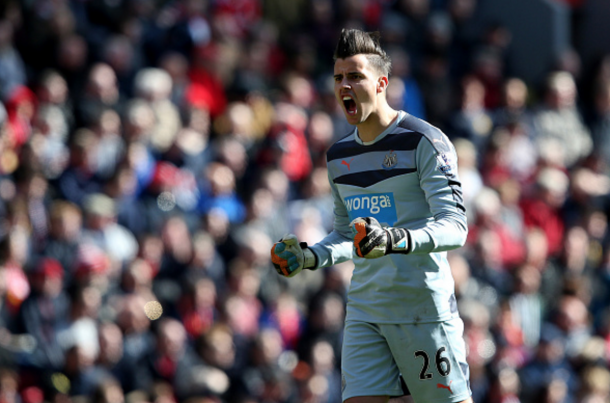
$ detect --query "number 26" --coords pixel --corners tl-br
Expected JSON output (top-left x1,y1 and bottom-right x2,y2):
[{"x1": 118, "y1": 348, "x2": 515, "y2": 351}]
[{"x1": 414, "y1": 347, "x2": 451, "y2": 380}]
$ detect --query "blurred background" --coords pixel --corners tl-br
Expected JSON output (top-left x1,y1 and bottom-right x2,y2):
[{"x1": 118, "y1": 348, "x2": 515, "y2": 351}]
[{"x1": 0, "y1": 0, "x2": 609, "y2": 402}]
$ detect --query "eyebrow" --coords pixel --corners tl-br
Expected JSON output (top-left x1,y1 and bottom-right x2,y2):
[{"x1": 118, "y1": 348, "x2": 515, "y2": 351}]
[{"x1": 334, "y1": 72, "x2": 361, "y2": 79}]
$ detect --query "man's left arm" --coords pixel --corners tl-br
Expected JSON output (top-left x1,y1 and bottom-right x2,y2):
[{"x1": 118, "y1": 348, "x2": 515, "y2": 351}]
[{"x1": 408, "y1": 136, "x2": 468, "y2": 254}]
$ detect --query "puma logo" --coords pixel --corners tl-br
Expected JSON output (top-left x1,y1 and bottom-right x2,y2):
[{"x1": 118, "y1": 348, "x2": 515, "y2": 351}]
[
  {"x1": 432, "y1": 138, "x2": 446, "y2": 146},
  {"x1": 437, "y1": 381, "x2": 452, "y2": 394},
  {"x1": 341, "y1": 158, "x2": 354, "y2": 171}
]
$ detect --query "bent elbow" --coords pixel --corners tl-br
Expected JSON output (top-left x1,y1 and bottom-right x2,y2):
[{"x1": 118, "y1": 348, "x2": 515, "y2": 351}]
[{"x1": 457, "y1": 221, "x2": 468, "y2": 247}]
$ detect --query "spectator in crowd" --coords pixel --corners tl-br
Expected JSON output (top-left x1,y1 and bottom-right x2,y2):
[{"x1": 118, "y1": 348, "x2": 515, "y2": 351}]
[
  {"x1": 509, "y1": 264, "x2": 544, "y2": 349},
  {"x1": 89, "y1": 108, "x2": 124, "y2": 181},
  {"x1": 15, "y1": 257, "x2": 69, "y2": 370},
  {"x1": 519, "y1": 167, "x2": 570, "y2": 258},
  {"x1": 532, "y1": 70, "x2": 592, "y2": 169},
  {"x1": 4, "y1": 85, "x2": 36, "y2": 152},
  {"x1": 95, "y1": 322, "x2": 130, "y2": 392},
  {"x1": 81, "y1": 193, "x2": 139, "y2": 268},
  {"x1": 493, "y1": 77, "x2": 535, "y2": 134},
  {"x1": 518, "y1": 324, "x2": 579, "y2": 403},
  {"x1": 385, "y1": 46, "x2": 426, "y2": 119},
  {"x1": 75, "y1": 63, "x2": 125, "y2": 129},
  {"x1": 133, "y1": 68, "x2": 182, "y2": 156},
  {"x1": 56, "y1": 128, "x2": 104, "y2": 206},
  {"x1": 448, "y1": 74, "x2": 494, "y2": 151},
  {"x1": 0, "y1": 20, "x2": 26, "y2": 102},
  {"x1": 35, "y1": 69, "x2": 74, "y2": 134},
  {"x1": 146, "y1": 317, "x2": 201, "y2": 401},
  {"x1": 55, "y1": 34, "x2": 89, "y2": 98},
  {"x1": 29, "y1": 104, "x2": 70, "y2": 180}
]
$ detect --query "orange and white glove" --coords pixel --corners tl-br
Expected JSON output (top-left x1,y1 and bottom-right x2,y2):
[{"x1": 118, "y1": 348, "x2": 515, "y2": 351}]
[
  {"x1": 350, "y1": 217, "x2": 410, "y2": 258},
  {"x1": 270, "y1": 234, "x2": 317, "y2": 277}
]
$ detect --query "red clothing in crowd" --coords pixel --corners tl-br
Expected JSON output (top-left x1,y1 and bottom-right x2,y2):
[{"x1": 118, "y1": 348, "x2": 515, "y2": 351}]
[
  {"x1": 520, "y1": 197, "x2": 565, "y2": 257},
  {"x1": 468, "y1": 222, "x2": 526, "y2": 269},
  {"x1": 186, "y1": 68, "x2": 228, "y2": 118},
  {"x1": 5, "y1": 85, "x2": 36, "y2": 149}
]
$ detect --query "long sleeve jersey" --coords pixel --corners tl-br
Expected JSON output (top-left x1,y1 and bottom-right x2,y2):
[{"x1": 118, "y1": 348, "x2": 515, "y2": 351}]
[{"x1": 309, "y1": 111, "x2": 468, "y2": 324}]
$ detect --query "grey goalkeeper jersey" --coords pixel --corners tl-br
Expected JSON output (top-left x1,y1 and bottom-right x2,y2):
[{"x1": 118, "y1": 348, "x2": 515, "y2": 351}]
[{"x1": 309, "y1": 111, "x2": 467, "y2": 324}]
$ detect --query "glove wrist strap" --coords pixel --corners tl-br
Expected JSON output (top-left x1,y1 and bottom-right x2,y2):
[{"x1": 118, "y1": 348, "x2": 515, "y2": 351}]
[
  {"x1": 386, "y1": 228, "x2": 410, "y2": 254},
  {"x1": 300, "y1": 242, "x2": 317, "y2": 269}
]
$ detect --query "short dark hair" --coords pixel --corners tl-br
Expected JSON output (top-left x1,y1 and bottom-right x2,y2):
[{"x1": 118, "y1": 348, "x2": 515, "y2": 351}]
[{"x1": 333, "y1": 29, "x2": 392, "y2": 76}]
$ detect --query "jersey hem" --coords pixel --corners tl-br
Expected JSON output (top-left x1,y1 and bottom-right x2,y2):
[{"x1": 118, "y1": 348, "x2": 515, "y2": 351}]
[{"x1": 344, "y1": 314, "x2": 459, "y2": 326}]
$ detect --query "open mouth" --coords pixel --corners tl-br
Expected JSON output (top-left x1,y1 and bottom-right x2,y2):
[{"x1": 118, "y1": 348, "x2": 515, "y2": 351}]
[{"x1": 343, "y1": 96, "x2": 357, "y2": 116}]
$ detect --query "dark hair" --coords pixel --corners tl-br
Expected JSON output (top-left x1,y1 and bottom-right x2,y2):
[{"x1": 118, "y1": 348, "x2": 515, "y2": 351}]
[{"x1": 333, "y1": 29, "x2": 392, "y2": 76}]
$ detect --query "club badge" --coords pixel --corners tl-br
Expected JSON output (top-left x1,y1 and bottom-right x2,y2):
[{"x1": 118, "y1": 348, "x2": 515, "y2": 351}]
[{"x1": 382, "y1": 150, "x2": 397, "y2": 170}]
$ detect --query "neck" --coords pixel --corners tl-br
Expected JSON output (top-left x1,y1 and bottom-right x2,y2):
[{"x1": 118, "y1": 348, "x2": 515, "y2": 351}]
[{"x1": 357, "y1": 105, "x2": 399, "y2": 143}]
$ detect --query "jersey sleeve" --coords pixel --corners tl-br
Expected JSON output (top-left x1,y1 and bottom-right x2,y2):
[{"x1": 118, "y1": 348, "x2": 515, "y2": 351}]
[
  {"x1": 308, "y1": 170, "x2": 354, "y2": 268},
  {"x1": 408, "y1": 136, "x2": 468, "y2": 254}
]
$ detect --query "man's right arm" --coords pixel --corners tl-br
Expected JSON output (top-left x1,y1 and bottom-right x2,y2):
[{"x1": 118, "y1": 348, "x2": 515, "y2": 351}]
[{"x1": 308, "y1": 171, "x2": 354, "y2": 268}]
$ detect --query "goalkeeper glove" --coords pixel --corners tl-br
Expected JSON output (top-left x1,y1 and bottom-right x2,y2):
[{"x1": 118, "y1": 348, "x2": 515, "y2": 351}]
[
  {"x1": 350, "y1": 217, "x2": 410, "y2": 259},
  {"x1": 271, "y1": 234, "x2": 317, "y2": 277}
]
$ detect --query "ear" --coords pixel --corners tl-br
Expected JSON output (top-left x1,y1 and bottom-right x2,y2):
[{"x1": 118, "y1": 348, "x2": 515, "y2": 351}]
[{"x1": 377, "y1": 76, "x2": 389, "y2": 94}]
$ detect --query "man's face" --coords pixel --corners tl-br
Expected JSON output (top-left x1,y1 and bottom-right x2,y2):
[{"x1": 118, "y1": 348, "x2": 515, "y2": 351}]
[{"x1": 334, "y1": 54, "x2": 383, "y2": 126}]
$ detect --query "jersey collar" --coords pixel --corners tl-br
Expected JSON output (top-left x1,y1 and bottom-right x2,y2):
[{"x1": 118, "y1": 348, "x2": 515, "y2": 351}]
[{"x1": 354, "y1": 111, "x2": 406, "y2": 146}]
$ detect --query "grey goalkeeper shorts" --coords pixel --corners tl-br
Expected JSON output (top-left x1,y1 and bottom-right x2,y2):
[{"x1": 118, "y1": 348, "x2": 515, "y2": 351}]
[{"x1": 341, "y1": 317, "x2": 472, "y2": 402}]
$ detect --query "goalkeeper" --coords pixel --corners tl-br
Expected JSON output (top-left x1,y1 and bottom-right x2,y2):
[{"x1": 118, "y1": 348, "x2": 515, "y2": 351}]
[{"x1": 271, "y1": 29, "x2": 473, "y2": 403}]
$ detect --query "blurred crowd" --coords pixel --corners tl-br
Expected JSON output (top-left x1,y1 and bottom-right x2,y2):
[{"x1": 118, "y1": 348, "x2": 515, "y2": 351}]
[{"x1": 0, "y1": 0, "x2": 609, "y2": 402}]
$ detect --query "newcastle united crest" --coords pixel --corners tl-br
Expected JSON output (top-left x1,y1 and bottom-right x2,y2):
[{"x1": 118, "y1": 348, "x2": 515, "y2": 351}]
[{"x1": 382, "y1": 150, "x2": 397, "y2": 170}]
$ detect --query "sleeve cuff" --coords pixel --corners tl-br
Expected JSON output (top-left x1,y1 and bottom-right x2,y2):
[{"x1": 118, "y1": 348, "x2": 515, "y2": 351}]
[{"x1": 407, "y1": 228, "x2": 435, "y2": 254}]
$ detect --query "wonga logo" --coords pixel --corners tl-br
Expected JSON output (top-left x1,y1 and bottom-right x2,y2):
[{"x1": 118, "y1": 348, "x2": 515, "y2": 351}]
[{"x1": 344, "y1": 193, "x2": 397, "y2": 226}]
